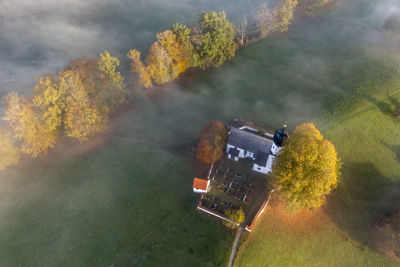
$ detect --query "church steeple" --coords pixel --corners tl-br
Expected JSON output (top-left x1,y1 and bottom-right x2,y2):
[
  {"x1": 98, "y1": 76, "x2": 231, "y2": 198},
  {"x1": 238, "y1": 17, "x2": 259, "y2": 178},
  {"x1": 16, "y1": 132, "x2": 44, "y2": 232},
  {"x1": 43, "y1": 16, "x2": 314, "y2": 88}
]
[
  {"x1": 271, "y1": 124, "x2": 288, "y2": 155},
  {"x1": 273, "y1": 124, "x2": 288, "y2": 147}
]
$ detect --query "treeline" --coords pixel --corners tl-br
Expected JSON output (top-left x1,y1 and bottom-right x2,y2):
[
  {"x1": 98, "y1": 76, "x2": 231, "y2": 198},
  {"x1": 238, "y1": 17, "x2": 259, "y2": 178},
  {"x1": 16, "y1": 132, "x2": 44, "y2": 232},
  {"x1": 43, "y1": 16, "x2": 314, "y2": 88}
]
[
  {"x1": 1, "y1": 51, "x2": 125, "y2": 163},
  {"x1": 127, "y1": 0, "x2": 332, "y2": 90},
  {"x1": 0, "y1": 0, "x2": 332, "y2": 169}
]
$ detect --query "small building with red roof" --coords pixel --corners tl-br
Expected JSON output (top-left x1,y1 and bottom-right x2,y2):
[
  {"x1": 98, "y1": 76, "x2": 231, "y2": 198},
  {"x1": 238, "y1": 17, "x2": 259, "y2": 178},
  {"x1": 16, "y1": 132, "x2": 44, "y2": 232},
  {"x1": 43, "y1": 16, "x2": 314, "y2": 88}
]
[{"x1": 193, "y1": 178, "x2": 210, "y2": 193}]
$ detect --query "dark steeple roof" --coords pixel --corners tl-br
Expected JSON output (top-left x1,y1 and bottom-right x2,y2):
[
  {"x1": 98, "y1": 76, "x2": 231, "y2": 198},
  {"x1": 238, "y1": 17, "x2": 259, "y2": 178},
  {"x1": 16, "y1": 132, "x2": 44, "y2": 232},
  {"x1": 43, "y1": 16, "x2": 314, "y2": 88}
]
[{"x1": 273, "y1": 125, "x2": 288, "y2": 146}]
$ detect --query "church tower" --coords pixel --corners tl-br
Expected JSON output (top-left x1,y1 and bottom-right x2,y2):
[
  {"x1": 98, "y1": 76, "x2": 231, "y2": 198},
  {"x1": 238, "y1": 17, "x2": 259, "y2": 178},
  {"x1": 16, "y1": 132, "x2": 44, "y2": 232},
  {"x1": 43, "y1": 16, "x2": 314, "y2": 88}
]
[{"x1": 270, "y1": 124, "x2": 288, "y2": 156}]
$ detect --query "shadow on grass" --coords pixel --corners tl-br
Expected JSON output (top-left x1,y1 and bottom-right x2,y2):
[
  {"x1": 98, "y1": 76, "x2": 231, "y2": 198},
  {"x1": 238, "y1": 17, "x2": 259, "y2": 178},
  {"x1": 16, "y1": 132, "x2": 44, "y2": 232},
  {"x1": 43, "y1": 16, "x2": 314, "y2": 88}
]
[
  {"x1": 382, "y1": 141, "x2": 400, "y2": 163},
  {"x1": 325, "y1": 161, "x2": 400, "y2": 249},
  {"x1": 364, "y1": 95, "x2": 400, "y2": 117}
]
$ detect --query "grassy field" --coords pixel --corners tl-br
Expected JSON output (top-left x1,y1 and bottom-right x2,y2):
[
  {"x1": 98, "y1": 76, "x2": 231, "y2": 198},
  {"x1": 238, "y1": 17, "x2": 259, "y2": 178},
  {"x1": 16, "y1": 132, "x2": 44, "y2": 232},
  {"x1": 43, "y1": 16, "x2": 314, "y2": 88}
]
[
  {"x1": 235, "y1": 99, "x2": 400, "y2": 267},
  {"x1": 0, "y1": 141, "x2": 233, "y2": 266},
  {"x1": 1, "y1": 0, "x2": 400, "y2": 266}
]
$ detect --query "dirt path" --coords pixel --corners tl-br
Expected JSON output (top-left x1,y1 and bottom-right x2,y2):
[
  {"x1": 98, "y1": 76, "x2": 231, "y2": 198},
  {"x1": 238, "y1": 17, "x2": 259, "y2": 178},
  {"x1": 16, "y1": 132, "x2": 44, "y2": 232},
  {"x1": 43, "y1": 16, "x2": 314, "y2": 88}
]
[{"x1": 228, "y1": 226, "x2": 245, "y2": 267}]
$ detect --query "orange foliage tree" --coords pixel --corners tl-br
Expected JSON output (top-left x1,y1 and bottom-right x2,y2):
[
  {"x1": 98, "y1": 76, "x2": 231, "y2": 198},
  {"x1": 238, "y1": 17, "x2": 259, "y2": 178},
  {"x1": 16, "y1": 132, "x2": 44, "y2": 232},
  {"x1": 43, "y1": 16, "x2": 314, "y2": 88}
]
[{"x1": 196, "y1": 121, "x2": 227, "y2": 164}]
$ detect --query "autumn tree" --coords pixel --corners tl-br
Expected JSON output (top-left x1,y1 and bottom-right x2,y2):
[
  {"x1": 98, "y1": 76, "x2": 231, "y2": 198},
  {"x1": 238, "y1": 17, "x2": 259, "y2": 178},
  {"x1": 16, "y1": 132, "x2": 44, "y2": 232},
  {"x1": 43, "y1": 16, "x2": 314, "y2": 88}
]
[
  {"x1": 127, "y1": 49, "x2": 152, "y2": 89},
  {"x1": 32, "y1": 74, "x2": 65, "y2": 135},
  {"x1": 97, "y1": 51, "x2": 126, "y2": 110},
  {"x1": 299, "y1": 0, "x2": 330, "y2": 11},
  {"x1": 196, "y1": 121, "x2": 227, "y2": 164},
  {"x1": 272, "y1": 123, "x2": 340, "y2": 211},
  {"x1": 254, "y1": 3, "x2": 277, "y2": 38},
  {"x1": 65, "y1": 52, "x2": 126, "y2": 115},
  {"x1": 145, "y1": 29, "x2": 195, "y2": 85},
  {"x1": 223, "y1": 208, "x2": 245, "y2": 229},
  {"x1": 59, "y1": 70, "x2": 106, "y2": 141},
  {"x1": 145, "y1": 42, "x2": 172, "y2": 84},
  {"x1": 196, "y1": 11, "x2": 237, "y2": 69},
  {"x1": 0, "y1": 127, "x2": 20, "y2": 170},
  {"x1": 275, "y1": 0, "x2": 299, "y2": 32},
  {"x1": 172, "y1": 23, "x2": 195, "y2": 68},
  {"x1": 3, "y1": 91, "x2": 59, "y2": 157}
]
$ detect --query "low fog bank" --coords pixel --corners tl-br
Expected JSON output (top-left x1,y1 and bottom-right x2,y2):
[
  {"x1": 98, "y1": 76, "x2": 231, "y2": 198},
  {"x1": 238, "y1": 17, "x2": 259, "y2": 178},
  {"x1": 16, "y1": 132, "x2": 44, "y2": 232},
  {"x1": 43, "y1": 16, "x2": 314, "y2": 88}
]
[
  {"x1": 0, "y1": 0, "x2": 256, "y2": 96},
  {"x1": 0, "y1": 0, "x2": 399, "y2": 136}
]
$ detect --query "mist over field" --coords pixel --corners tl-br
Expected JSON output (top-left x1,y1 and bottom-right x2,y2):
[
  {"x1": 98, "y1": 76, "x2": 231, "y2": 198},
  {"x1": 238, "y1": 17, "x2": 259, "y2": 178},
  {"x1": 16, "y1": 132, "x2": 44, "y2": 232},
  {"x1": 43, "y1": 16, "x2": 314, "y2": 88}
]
[
  {"x1": 0, "y1": 0, "x2": 398, "y2": 120},
  {"x1": 0, "y1": 0, "x2": 400, "y2": 266}
]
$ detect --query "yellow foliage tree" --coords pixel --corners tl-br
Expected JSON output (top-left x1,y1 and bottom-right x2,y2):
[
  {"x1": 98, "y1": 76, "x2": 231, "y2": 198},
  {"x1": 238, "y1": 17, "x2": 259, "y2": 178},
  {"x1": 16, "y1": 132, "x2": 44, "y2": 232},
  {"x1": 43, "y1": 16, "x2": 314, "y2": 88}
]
[
  {"x1": 172, "y1": 24, "x2": 195, "y2": 69},
  {"x1": 127, "y1": 49, "x2": 152, "y2": 89},
  {"x1": 97, "y1": 51, "x2": 126, "y2": 110},
  {"x1": 272, "y1": 123, "x2": 340, "y2": 211},
  {"x1": 223, "y1": 208, "x2": 245, "y2": 229},
  {"x1": 59, "y1": 71, "x2": 107, "y2": 141},
  {"x1": 32, "y1": 74, "x2": 66, "y2": 134},
  {"x1": 276, "y1": 0, "x2": 299, "y2": 32},
  {"x1": 157, "y1": 29, "x2": 192, "y2": 77},
  {"x1": 0, "y1": 127, "x2": 20, "y2": 170},
  {"x1": 146, "y1": 42, "x2": 172, "y2": 85},
  {"x1": 3, "y1": 91, "x2": 59, "y2": 157}
]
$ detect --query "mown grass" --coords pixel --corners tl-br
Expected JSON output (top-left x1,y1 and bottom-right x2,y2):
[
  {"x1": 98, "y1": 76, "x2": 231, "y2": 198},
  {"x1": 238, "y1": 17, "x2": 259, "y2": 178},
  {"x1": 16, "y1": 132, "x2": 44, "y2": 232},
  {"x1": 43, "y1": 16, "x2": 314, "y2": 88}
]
[{"x1": 235, "y1": 98, "x2": 400, "y2": 267}]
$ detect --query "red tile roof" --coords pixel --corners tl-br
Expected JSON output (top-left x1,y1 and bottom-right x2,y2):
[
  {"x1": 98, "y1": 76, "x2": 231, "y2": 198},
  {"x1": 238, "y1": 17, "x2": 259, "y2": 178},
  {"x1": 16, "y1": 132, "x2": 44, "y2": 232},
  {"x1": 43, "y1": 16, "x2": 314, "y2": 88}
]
[{"x1": 193, "y1": 178, "x2": 208, "y2": 191}]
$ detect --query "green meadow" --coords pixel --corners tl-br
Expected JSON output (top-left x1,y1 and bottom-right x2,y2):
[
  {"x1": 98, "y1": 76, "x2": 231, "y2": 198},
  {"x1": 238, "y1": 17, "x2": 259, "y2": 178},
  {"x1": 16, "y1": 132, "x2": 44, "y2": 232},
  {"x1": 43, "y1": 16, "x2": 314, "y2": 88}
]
[{"x1": 1, "y1": 0, "x2": 400, "y2": 266}]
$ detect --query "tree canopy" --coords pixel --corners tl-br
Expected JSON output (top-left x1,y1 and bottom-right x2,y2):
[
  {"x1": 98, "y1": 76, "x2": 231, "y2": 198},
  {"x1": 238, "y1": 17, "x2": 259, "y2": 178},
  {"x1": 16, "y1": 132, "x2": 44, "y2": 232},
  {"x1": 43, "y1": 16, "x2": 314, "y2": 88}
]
[
  {"x1": 196, "y1": 121, "x2": 227, "y2": 164},
  {"x1": 272, "y1": 123, "x2": 340, "y2": 211},
  {"x1": 223, "y1": 208, "x2": 245, "y2": 229},
  {"x1": 2, "y1": 51, "x2": 124, "y2": 156},
  {"x1": 3, "y1": 91, "x2": 59, "y2": 157},
  {"x1": 0, "y1": 127, "x2": 20, "y2": 170},
  {"x1": 254, "y1": 3, "x2": 277, "y2": 38},
  {"x1": 196, "y1": 11, "x2": 237, "y2": 69},
  {"x1": 60, "y1": 70, "x2": 107, "y2": 141},
  {"x1": 127, "y1": 49, "x2": 152, "y2": 89},
  {"x1": 299, "y1": 0, "x2": 331, "y2": 11},
  {"x1": 275, "y1": 0, "x2": 299, "y2": 32}
]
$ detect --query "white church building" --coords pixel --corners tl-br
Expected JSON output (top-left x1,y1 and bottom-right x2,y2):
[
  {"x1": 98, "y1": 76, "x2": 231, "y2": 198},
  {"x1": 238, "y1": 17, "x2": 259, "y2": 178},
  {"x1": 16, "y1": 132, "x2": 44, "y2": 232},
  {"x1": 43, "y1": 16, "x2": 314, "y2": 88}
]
[{"x1": 226, "y1": 126, "x2": 287, "y2": 174}]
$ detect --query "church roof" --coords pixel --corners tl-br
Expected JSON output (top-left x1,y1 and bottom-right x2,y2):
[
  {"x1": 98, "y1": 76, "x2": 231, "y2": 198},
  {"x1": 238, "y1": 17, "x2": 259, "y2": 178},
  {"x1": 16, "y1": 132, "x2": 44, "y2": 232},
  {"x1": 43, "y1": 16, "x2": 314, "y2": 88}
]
[{"x1": 227, "y1": 127, "x2": 273, "y2": 154}]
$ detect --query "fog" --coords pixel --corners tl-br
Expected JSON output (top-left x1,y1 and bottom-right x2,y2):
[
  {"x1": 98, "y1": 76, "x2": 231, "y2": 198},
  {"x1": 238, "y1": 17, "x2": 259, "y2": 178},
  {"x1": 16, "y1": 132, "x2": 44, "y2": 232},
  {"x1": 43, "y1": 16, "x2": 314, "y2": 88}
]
[{"x1": 1, "y1": 0, "x2": 397, "y2": 124}]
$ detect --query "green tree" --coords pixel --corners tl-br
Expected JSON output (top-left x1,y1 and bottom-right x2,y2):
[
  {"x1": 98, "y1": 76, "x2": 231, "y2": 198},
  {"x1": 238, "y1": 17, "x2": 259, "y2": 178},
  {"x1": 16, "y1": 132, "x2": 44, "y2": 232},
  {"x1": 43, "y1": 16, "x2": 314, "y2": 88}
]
[
  {"x1": 196, "y1": 121, "x2": 227, "y2": 164},
  {"x1": 272, "y1": 123, "x2": 340, "y2": 211},
  {"x1": 223, "y1": 208, "x2": 245, "y2": 229},
  {"x1": 172, "y1": 23, "x2": 195, "y2": 68},
  {"x1": 97, "y1": 51, "x2": 126, "y2": 110},
  {"x1": 196, "y1": 11, "x2": 237, "y2": 69},
  {"x1": 59, "y1": 70, "x2": 107, "y2": 141},
  {"x1": 0, "y1": 127, "x2": 20, "y2": 170}
]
